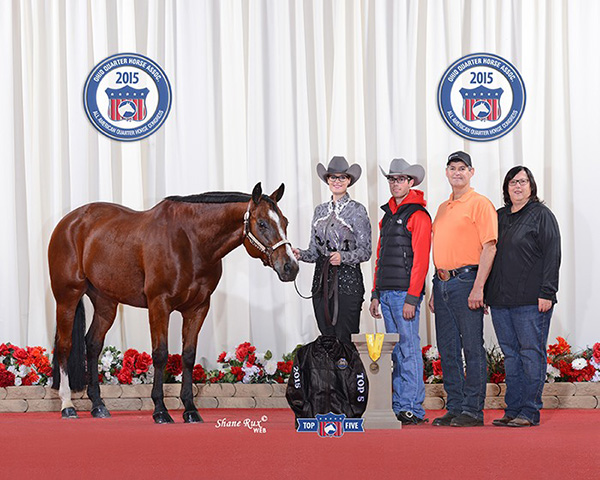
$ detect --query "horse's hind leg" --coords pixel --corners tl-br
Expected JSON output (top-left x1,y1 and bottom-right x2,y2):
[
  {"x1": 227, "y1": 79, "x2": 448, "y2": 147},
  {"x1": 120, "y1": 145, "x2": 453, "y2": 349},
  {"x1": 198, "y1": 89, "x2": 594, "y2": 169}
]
[
  {"x1": 53, "y1": 294, "x2": 86, "y2": 419},
  {"x1": 181, "y1": 302, "x2": 210, "y2": 423},
  {"x1": 86, "y1": 292, "x2": 118, "y2": 418}
]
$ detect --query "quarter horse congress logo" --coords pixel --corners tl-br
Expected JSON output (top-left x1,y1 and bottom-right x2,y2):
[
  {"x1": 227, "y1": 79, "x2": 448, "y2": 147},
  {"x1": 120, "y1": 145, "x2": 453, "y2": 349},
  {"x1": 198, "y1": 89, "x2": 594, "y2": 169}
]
[
  {"x1": 437, "y1": 53, "x2": 526, "y2": 141},
  {"x1": 83, "y1": 53, "x2": 172, "y2": 141}
]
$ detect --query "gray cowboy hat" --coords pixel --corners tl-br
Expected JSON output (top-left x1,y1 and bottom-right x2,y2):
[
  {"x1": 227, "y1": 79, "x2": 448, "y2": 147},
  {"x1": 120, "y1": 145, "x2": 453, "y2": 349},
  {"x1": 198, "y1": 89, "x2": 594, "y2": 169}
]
[
  {"x1": 379, "y1": 158, "x2": 425, "y2": 186},
  {"x1": 316, "y1": 156, "x2": 362, "y2": 187}
]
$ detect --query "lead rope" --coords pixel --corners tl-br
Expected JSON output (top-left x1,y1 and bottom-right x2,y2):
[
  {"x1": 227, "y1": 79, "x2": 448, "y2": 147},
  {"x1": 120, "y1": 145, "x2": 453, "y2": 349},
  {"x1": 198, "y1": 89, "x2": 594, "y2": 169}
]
[{"x1": 293, "y1": 256, "x2": 339, "y2": 326}]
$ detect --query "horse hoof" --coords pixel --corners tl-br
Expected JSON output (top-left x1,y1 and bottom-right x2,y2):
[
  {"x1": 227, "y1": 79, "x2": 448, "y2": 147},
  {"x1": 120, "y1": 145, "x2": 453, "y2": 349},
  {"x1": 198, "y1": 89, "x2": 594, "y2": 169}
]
[
  {"x1": 61, "y1": 407, "x2": 78, "y2": 419},
  {"x1": 91, "y1": 405, "x2": 111, "y2": 418},
  {"x1": 183, "y1": 410, "x2": 204, "y2": 423},
  {"x1": 153, "y1": 411, "x2": 174, "y2": 424}
]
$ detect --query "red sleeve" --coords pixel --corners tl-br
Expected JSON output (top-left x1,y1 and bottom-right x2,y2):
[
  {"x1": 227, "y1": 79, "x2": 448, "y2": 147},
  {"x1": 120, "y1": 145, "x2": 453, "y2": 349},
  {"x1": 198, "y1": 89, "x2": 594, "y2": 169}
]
[
  {"x1": 371, "y1": 218, "x2": 383, "y2": 296},
  {"x1": 406, "y1": 210, "x2": 432, "y2": 298}
]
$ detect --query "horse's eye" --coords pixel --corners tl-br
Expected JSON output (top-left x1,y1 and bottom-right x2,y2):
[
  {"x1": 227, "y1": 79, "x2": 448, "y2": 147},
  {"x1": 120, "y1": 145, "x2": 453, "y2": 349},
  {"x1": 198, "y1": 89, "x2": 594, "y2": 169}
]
[{"x1": 258, "y1": 220, "x2": 267, "y2": 230}]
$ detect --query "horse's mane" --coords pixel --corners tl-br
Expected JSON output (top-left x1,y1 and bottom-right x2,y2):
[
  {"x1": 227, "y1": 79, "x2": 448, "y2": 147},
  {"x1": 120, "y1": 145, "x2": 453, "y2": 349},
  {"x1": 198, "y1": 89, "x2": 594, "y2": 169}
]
[{"x1": 165, "y1": 192, "x2": 276, "y2": 206}]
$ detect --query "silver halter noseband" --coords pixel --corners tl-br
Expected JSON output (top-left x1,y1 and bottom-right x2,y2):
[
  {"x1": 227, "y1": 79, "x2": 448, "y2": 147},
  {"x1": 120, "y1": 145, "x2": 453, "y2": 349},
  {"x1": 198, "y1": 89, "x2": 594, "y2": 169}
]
[{"x1": 243, "y1": 203, "x2": 291, "y2": 267}]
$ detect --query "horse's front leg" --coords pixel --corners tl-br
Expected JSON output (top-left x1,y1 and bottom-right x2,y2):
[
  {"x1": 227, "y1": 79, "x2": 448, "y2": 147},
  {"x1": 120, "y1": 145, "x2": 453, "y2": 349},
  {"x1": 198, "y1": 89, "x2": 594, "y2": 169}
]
[
  {"x1": 149, "y1": 301, "x2": 173, "y2": 424},
  {"x1": 181, "y1": 301, "x2": 210, "y2": 423}
]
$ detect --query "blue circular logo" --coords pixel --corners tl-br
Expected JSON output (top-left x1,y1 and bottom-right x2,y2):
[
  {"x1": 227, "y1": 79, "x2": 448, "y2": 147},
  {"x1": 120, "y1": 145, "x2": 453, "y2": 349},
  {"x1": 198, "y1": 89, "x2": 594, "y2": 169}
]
[
  {"x1": 83, "y1": 53, "x2": 172, "y2": 141},
  {"x1": 437, "y1": 53, "x2": 526, "y2": 142}
]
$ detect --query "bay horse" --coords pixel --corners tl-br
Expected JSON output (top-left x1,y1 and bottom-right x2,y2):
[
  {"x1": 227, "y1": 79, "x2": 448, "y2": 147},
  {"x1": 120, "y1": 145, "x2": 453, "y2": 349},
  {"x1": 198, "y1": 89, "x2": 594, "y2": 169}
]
[{"x1": 48, "y1": 183, "x2": 298, "y2": 423}]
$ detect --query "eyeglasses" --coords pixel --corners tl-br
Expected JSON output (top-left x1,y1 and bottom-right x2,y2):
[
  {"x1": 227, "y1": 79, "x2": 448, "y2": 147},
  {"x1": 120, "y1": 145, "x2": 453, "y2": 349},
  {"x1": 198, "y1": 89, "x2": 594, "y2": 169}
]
[
  {"x1": 387, "y1": 176, "x2": 411, "y2": 184},
  {"x1": 328, "y1": 175, "x2": 349, "y2": 183},
  {"x1": 508, "y1": 178, "x2": 530, "y2": 187}
]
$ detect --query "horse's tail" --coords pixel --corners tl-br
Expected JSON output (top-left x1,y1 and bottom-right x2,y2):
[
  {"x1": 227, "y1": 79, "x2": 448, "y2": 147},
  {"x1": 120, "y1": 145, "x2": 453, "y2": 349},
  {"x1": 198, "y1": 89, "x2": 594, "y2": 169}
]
[{"x1": 51, "y1": 299, "x2": 87, "y2": 391}]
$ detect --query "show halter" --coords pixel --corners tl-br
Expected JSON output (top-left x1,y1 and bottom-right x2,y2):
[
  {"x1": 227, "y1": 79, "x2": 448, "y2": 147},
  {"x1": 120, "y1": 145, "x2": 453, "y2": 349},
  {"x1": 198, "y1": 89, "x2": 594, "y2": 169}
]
[{"x1": 243, "y1": 203, "x2": 291, "y2": 267}]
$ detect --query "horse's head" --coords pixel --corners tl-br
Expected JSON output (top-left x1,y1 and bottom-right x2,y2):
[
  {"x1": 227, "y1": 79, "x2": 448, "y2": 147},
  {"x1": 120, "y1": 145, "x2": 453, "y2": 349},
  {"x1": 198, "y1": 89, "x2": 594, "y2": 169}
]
[{"x1": 242, "y1": 183, "x2": 299, "y2": 282}]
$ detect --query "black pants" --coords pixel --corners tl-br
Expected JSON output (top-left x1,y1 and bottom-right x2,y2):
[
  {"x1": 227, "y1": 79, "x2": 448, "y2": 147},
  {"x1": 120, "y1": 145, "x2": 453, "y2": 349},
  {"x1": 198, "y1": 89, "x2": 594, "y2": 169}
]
[{"x1": 312, "y1": 291, "x2": 364, "y2": 344}]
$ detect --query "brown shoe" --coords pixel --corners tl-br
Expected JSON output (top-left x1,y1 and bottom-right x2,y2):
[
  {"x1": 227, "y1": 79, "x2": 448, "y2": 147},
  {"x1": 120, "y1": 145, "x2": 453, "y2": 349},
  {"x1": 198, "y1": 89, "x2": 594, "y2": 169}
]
[
  {"x1": 492, "y1": 415, "x2": 515, "y2": 427},
  {"x1": 507, "y1": 417, "x2": 535, "y2": 427}
]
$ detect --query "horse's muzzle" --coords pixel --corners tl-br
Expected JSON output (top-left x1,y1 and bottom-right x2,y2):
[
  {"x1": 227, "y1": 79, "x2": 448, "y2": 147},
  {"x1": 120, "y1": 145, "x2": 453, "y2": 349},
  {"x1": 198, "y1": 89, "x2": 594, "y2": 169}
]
[{"x1": 274, "y1": 258, "x2": 299, "y2": 282}]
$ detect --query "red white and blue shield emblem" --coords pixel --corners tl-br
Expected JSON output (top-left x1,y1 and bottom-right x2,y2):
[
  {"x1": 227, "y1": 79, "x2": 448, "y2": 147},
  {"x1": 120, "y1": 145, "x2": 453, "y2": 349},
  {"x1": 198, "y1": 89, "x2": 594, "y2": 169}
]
[
  {"x1": 459, "y1": 85, "x2": 503, "y2": 122},
  {"x1": 106, "y1": 85, "x2": 149, "y2": 122},
  {"x1": 316, "y1": 413, "x2": 344, "y2": 437}
]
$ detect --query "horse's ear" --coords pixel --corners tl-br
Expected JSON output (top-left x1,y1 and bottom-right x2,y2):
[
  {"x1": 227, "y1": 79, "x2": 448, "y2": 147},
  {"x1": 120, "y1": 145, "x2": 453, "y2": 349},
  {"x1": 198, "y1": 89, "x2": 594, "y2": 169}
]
[
  {"x1": 270, "y1": 183, "x2": 285, "y2": 203},
  {"x1": 252, "y1": 182, "x2": 262, "y2": 204}
]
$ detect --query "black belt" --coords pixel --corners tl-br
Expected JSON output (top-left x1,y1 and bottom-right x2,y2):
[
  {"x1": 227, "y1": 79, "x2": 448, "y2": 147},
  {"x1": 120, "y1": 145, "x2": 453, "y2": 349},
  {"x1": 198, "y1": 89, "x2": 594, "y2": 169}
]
[{"x1": 436, "y1": 265, "x2": 478, "y2": 281}]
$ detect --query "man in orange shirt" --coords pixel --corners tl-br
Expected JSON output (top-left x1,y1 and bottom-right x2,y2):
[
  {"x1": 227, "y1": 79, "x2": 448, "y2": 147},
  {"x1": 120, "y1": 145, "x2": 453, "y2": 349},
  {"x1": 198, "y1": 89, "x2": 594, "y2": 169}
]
[
  {"x1": 429, "y1": 151, "x2": 497, "y2": 427},
  {"x1": 370, "y1": 158, "x2": 431, "y2": 425}
]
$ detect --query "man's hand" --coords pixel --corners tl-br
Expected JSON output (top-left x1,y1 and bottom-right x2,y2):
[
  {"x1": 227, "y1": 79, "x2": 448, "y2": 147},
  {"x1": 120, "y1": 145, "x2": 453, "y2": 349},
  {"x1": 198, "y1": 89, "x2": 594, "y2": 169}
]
[
  {"x1": 292, "y1": 248, "x2": 300, "y2": 260},
  {"x1": 539, "y1": 298, "x2": 553, "y2": 313},
  {"x1": 468, "y1": 286, "x2": 485, "y2": 310},
  {"x1": 403, "y1": 303, "x2": 416, "y2": 320},
  {"x1": 329, "y1": 252, "x2": 341, "y2": 266},
  {"x1": 428, "y1": 294, "x2": 435, "y2": 313},
  {"x1": 369, "y1": 299, "x2": 382, "y2": 319}
]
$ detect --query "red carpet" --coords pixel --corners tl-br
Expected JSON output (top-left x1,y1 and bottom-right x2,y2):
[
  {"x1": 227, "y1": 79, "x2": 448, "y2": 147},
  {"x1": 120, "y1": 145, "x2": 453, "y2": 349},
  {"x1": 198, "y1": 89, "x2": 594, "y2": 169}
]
[{"x1": 2, "y1": 409, "x2": 599, "y2": 479}]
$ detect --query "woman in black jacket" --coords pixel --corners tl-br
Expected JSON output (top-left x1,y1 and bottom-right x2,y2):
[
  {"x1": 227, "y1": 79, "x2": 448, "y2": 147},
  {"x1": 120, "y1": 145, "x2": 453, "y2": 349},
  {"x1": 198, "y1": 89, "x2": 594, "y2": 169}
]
[{"x1": 486, "y1": 166, "x2": 561, "y2": 427}]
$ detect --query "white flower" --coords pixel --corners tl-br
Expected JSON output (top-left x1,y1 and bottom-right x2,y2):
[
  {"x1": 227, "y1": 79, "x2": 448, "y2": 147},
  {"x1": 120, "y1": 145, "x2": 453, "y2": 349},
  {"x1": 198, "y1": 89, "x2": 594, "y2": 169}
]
[
  {"x1": 264, "y1": 359, "x2": 277, "y2": 376},
  {"x1": 591, "y1": 371, "x2": 600, "y2": 383},
  {"x1": 131, "y1": 377, "x2": 142, "y2": 385},
  {"x1": 14, "y1": 377, "x2": 22, "y2": 386},
  {"x1": 591, "y1": 357, "x2": 600, "y2": 369},
  {"x1": 101, "y1": 354, "x2": 114, "y2": 370},
  {"x1": 572, "y1": 358, "x2": 588, "y2": 370},
  {"x1": 175, "y1": 373, "x2": 182, "y2": 383},
  {"x1": 242, "y1": 364, "x2": 260, "y2": 383},
  {"x1": 546, "y1": 364, "x2": 561, "y2": 378},
  {"x1": 8, "y1": 364, "x2": 27, "y2": 378},
  {"x1": 425, "y1": 347, "x2": 440, "y2": 361},
  {"x1": 223, "y1": 350, "x2": 236, "y2": 363}
]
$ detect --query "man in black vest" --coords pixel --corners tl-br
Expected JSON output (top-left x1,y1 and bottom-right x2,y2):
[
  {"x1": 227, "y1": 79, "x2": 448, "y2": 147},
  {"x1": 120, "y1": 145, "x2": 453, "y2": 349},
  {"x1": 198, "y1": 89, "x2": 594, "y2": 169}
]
[{"x1": 369, "y1": 158, "x2": 431, "y2": 425}]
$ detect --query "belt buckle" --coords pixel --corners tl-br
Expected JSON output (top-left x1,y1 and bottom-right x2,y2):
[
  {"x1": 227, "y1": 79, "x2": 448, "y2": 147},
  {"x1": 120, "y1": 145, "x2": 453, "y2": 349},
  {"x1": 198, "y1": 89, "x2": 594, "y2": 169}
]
[{"x1": 437, "y1": 269, "x2": 451, "y2": 281}]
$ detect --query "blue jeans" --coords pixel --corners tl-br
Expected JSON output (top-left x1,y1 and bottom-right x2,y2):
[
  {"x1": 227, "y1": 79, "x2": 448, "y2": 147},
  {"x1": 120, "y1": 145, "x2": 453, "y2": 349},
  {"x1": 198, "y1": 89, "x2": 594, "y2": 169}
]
[
  {"x1": 491, "y1": 305, "x2": 553, "y2": 424},
  {"x1": 380, "y1": 290, "x2": 426, "y2": 419},
  {"x1": 433, "y1": 271, "x2": 486, "y2": 420}
]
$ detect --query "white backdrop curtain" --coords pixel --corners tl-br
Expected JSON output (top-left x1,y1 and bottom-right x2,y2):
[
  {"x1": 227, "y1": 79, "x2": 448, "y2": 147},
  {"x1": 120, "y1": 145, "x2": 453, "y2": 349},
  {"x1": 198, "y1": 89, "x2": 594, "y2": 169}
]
[{"x1": 1, "y1": 0, "x2": 599, "y2": 367}]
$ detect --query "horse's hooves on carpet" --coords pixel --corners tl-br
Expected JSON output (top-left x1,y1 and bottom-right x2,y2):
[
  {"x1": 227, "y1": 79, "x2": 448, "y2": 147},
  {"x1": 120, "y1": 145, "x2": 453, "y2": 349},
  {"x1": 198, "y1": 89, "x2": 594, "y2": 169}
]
[
  {"x1": 91, "y1": 405, "x2": 112, "y2": 418},
  {"x1": 61, "y1": 407, "x2": 78, "y2": 419},
  {"x1": 153, "y1": 411, "x2": 175, "y2": 424},
  {"x1": 183, "y1": 410, "x2": 204, "y2": 423}
]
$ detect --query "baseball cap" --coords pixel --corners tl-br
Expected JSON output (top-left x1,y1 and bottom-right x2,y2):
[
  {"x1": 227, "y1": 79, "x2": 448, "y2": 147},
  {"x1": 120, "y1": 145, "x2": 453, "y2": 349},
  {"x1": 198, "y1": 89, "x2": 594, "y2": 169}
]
[{"x1": 446, "y1": 151, "x2": 472, "y2": 167}]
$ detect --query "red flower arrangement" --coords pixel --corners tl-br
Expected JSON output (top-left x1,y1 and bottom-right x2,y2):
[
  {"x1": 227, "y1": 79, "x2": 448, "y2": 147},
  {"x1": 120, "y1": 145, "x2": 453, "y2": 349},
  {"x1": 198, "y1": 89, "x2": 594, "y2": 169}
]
[
  {"x1": 112, "y1": 349, "x2": 154, "y2": 385},
  {"x1": 0, "y1": 343, "x2": 52, "y2": 387},
  {"x1": 422, "y1": 345, "x2": 443, "y2": 383},
  {"x1": 548, "y1": 336, "x2": 571, "y2": 356},
  {"x1": 207, "y1": 342, "x2": 299, "y2": 384},
  {"x1": 0, "y1": 364, "x2": 16, "y2": 388},
  {"x1": 546, "y1": 337, "x2": 600, "y2": 383},
  {"x1": 592, "y1": 343, "x2": 600, "y2": 364},
  {"x1": 192, "y1": 364, "x2": 206, "y2": 383}
]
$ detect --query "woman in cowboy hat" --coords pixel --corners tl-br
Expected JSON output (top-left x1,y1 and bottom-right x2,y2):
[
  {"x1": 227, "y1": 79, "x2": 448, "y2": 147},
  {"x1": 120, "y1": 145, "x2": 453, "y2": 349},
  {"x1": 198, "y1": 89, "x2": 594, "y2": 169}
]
[{"x1": 293, "y1": 156, "x2": 372, "y2": 343}]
